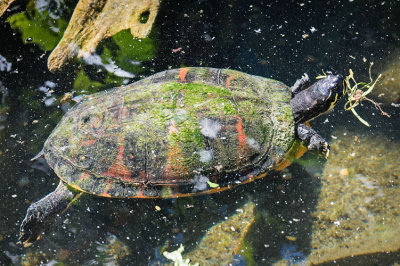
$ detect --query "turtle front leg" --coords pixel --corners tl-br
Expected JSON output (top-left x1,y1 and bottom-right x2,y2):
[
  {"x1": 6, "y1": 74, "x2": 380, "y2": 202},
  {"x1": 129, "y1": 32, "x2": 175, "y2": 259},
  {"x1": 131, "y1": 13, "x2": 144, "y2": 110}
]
[
  {"x1": 296, "y1": 123, "x2": 330, "y2": 158},
  {"x1": 18, "y1": 181, "x2": 79, "y2": 247},
  {"x1": 291, "y1": 73, "x2": 310, "y2": 95}
]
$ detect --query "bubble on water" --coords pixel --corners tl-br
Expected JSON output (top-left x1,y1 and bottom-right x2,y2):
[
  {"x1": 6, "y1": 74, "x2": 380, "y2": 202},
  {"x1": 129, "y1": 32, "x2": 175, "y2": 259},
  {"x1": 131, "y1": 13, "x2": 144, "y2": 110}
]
[
  {"x1": 44, "y1": 96, "x2": 56, "y2": 106},
  {"x1": 246, "y1": 137, "x2": 260, "y2": 151},
  {"x1": 193, "y1": 175, "x2": 209, "y2": 191},
  {"x1": 200, "y1": 118, "x2": 221, "y2": 139},
  {"x1": 198, "y1": 149, "x2": 213, "y2": 163}
]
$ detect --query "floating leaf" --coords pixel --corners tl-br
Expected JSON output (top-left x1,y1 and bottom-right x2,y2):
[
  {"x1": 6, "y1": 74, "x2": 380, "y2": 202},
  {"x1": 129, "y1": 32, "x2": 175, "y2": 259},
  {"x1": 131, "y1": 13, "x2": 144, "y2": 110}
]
[{"x1": 207, "y1": 181, "x2": 220, "y2": 188}]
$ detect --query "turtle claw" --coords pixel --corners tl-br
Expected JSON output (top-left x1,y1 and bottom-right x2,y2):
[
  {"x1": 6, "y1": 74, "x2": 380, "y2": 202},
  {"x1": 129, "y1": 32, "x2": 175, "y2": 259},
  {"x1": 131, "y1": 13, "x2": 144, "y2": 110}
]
[
  {"x1": 18, "y1": 182, "x2": 77, "y2": 246},
  {"x1": 320, "y1": 142, "x2": 330, "y2": 158},
  {"x1": 296, "y1": 124, "x2": 330, "y2": 157},
  {"x1": 18, "y1": 205, "x2": 46, "y2": 247}
]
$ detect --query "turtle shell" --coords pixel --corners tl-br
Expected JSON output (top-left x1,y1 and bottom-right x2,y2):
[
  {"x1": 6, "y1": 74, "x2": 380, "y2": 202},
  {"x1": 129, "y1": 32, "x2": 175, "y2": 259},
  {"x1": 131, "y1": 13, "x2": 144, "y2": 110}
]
[{"x1": 43, "y1": 67, "x2": 295, "y2": 198}]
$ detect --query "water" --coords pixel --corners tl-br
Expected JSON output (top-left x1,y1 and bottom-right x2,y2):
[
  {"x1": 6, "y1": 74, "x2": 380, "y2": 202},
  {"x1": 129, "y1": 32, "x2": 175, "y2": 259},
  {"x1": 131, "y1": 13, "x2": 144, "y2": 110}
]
[{"x1": 1, "y1": 0, "x2": 400, "y2": 265}]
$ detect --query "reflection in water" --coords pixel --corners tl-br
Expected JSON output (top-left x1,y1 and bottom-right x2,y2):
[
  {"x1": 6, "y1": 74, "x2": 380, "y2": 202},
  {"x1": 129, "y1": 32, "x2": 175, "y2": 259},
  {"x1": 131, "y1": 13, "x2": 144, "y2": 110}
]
[
  {"x1": 279, "y1": 244, "x2": 306, "y2": 266},
  {"x1": 82, "y1": 52, "x2": 136, "y2": 79}
]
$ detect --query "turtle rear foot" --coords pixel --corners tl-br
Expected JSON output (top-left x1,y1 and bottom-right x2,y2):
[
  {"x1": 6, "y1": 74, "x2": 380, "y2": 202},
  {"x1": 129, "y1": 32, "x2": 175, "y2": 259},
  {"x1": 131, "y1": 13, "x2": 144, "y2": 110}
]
[{"x1": 18, "y1": 181, "x2": 77, "y2": 247}]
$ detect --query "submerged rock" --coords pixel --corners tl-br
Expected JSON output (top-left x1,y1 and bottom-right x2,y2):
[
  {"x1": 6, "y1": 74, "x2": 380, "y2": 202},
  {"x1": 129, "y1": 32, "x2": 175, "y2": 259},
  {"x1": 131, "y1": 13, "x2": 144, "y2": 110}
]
[
  {"x1": 47, "y1": 0, "x2": 160, "y2": 72},
  {"x1": 0, "y1": 0, "x2": 15, "y2": 17},
  {"x1": 306, "y1": 130, "x2": 400, "y2": 264},
  {"x1": 185, "y1": 201, "x2": 256, "y2": 265},
  {"x1": 96, "y1": 234, "x2": 130, "y2": 265},
  {"x1": 372, "y1": 50, "x2": 400, "y2": 105},
  {"x1": 1, "y1": 0, "x2": 159, "y2": 72}
]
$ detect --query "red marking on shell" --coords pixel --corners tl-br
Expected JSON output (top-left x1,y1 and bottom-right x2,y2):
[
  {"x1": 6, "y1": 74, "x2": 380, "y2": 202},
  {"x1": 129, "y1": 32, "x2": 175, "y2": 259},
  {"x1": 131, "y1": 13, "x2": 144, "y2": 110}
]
[
  {"x1": 102, "y1": 144, "x2": 132, "y2": 181},
  {"x1": 236, "y1": 116, "x2": 247, "y2": 146},
  {"x1": 226, "y1": 74, "x2": 236, "y2": 87},
  {"x1": 137, "y1": 187, "x2": 144, "y2": 197},
  {"x1": 165, "y1": 143, "x2": 188, "y2": 179},
  {"x1": 179, "y1": 68, "x2": 189, "y2": 82},
  {"x1": 79, "y1": 138, "x2": 97, "y2": 147},
  {"x1": 168, "y1": 121, "x2": 178, "y2": 134},
  {"x1": 121, "y1": 107, "x2": 128, "y2": 121},
  {"x1": 236, "y1": 116, "x2": 249, "y2": 164},
  {"x1": 89, "y1": 114, "x2": 103, "y2": 129},
  {"x1": 79, "y1": 171, "x2": 91, "y2": 181},
  {"x1": 98, "y1": 184, "x2": 112, "y2": 198},
  {"x1": 139, "y1": 170, "x2": 147, "y2": 182}
]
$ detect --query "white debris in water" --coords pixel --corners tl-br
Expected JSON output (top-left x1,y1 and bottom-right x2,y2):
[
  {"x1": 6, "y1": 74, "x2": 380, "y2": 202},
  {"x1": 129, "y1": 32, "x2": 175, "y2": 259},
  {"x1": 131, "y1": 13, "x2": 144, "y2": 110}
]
[
  {"x1": 38, "y1": 80, "x2": 57, "y2": 106},
  {"x1": 45, "y1": 80, "x2": 57, "y2": 88},
  {"x1": 0, "y1": 54, "x2": 12, "y2": 72},
  {"x1": 44, "y1": 97, "x2": 56, "y2": 106},
  {"x1": 82, "y1": 52, "x2": 135, "y2": 78},
  {"x1": 246, "y1": 137, "x2": 260, "y2": 150},
  {"x1": 36, "y1": 0, "x2": 62, "y2": 19},
  {"x1": 198, "y1": 149, "x2": 213, "y2": 163},
  {"x1": 200, "y1": 118, "x2": 221, "y2": 138},
  {"x1": 310, "y1": 26, "x2": 317, "y2": 33},
  {"x1": 11, "y1": 194, "x2": 17, "y2": 198}
]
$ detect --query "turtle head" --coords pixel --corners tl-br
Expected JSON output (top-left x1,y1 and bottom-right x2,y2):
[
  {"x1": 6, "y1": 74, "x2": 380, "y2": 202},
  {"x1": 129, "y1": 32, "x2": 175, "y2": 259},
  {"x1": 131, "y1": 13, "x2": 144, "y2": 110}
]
[
  {"x1": 291, "y1": 74, "x2": 346, "y2": 123},
  {"x1": 314, "y1": 74, "x2": 346, "y2": 108}
]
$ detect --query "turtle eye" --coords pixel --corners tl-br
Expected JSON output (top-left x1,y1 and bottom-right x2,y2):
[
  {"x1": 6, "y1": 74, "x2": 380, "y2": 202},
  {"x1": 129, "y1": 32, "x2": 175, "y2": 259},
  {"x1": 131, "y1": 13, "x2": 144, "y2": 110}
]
[{"x1": 319, "y1": 75, "x2": 344, "y2": 101}]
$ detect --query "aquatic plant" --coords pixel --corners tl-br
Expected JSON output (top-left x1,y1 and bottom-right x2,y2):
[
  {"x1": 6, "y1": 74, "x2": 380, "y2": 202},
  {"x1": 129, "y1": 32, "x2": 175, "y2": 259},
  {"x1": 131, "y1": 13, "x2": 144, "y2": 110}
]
[
  {"x1": 343, "y1": 63, "x2": 390, "y2": 127},
  {"x1": 317, "y1": 63, "x2": 390, "y2": 127}
]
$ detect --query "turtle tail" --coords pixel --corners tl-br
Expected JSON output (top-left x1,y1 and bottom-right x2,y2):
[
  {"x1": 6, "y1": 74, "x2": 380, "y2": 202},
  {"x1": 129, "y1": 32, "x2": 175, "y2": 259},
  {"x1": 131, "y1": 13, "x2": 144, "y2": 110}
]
[{"x1": 18, "y1": 181, "x2": 80, "y2": 247}]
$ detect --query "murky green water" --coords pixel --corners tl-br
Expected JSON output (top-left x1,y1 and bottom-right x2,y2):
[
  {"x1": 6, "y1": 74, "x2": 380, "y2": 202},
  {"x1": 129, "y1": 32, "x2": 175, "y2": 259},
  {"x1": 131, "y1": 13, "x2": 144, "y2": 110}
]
[{"x1": 1, "y1": 0, "x2": 400, "y2": 265}]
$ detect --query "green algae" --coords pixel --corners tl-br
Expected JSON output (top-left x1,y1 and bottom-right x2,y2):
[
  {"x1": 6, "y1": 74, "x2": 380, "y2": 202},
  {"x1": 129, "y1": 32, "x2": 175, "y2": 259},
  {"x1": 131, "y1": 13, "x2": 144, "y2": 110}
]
[
  {"x1": 157, "y1": 82, "x2": 238, "y2": 116},
  {"x1": 7, "y1": 1, "x2": 69, "y2": 51},
  {"x1": 45, "y1": 68, "x2": 296, "y2": 195},
  {"x1": 73, "y1": 70, "x2": 104, "y2": 95}
]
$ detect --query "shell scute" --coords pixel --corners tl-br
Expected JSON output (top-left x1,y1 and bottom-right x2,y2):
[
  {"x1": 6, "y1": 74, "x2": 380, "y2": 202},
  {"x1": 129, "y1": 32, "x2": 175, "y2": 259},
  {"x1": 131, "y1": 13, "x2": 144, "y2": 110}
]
[{"x1": 44, "y1": 68, "x2": 295, "y2": 198}]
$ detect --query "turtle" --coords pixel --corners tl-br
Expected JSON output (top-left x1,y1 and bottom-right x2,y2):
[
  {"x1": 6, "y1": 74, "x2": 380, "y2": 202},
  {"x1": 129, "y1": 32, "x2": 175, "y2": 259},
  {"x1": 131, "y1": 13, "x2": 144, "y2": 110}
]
[{"x1": 18, "y1": 67, "x2": 345, "y2": 246}]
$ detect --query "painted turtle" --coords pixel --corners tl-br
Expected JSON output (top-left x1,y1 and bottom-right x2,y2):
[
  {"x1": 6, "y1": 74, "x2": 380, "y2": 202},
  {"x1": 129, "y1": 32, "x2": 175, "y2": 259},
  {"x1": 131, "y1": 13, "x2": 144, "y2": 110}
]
[{"x1": 18, "y1": 67, "x2": 345, "y2": 246}]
